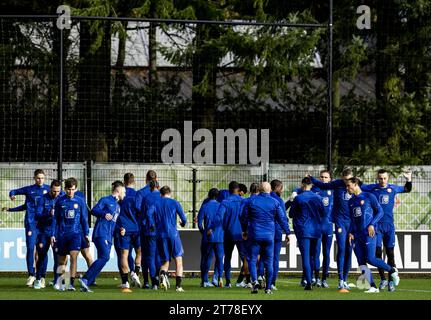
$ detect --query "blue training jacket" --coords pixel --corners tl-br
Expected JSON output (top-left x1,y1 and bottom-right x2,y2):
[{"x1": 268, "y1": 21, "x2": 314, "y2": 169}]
[
  {"x1": 360, "y1": 183, "x2": 406, "y2": 224},
  {"x1": 117, "y1": 195, "x2": 139, "y2": 235},
  {"x1": 219, "y1": 194, "x2": 243, "y2": 242},
  {"x1": 52, "y1": 194, "x2": 89, "y2": 238},
  {"x1": 9, "y1": 183, "x2": 50, "y2": 227},
  {"x1": 35, "y1": 191, "x2": 65, "y2": 235},
  {"x1": 242, "y1": 193, "x2": 290, "y2": 241},
  {"x1": 201, "y1": 199, "x2": 222, "y2": 243},
  {"x1": 135, "y1": 184, "x2": 150, "y2": 215},
  {"x1": 348, "y1": 191, "x2": 383, "y2": 238},
  {"x1": 149, "y1": 197, "x2": 187, "y2": 239},
  {"x1": 141, "y1": 189, "x2": 161, "y2": 236},
  {"x1": 217, "y1": 189, "x2": 230, "y2": 203},
  {"x1": 91, "y1": 195, "x2": 121, "y2": 241},
  {"x1": 270, "y1": 191, "x2": 291, "y2": 240},
  {"x1": 310, "y1": 177, "x2": 351, "y2": 225},
  {"x1": 289, "y1": 190, "x2": 325, "y2": 239}
]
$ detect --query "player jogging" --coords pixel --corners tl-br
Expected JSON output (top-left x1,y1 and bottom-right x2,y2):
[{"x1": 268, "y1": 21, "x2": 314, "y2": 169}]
[
  {"x1": 346, "y1": 177, "x2": 400, "y2": 293},
  {"x1": 361, "y1": 169, "x2": 412, "y2": 291},
  {"x1": 79, "y1": 181, "x2": 125, "y2": 292},
  {"x1": 52, "y1": 177, "x2": 89, "y2": 291},
  {"x1": 149, "y1": 186, "x2": 187, "y2": 292}
]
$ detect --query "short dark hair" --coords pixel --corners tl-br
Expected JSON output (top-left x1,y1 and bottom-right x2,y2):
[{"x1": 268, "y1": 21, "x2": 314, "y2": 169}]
[
  {"x1": 228, "y1": 181, "x2": 240, "y2": 194},
  {"x1": 270, "y1": 179, "x2": 283, "y2": 191},
  {"x1": 160, "y1": 186, "x2": 171, "y2": 196},
  {"x1": 249, "y1": 182, "x2": 259, "y2": 194},
  {"x1": 64, "y1": 177, "x2": 78, "y2": 189},
  {"x1": 146, "y1": 170, "x2": 157, "y2": 182},
  {"x1": 377, "y1": 169, "x2": 388, "y2": 175},
  {"x1": 112, "y1": 180, "x2": 124, "y2": 192},
  {"x1": 301, "y1": 177, "x2": 312, "y2": 185},
  {"x1": 123, "y1": 173, "x2": 135, "y2": 185},
  {"x1": 346, "y1": 177, "x2": 361, "y2": 185},
  {"x1": 50, "y1": 180, "x2": 61, "y2": 188},
  {"x1": 34, "y1": 169, "x2": 45, "y2": 177},
  {"x1": 208, "y1": 188, "x2": 219, "y2": 199},
  {"x1": 342, "y1": 167, "x2": 353, "y2": 177},
  {"x1": 320, "y1": 170, "x2": 332, "y2": 178},
  {"x1": 238, "y1": 183, "x2": 247, "y2": 194}
]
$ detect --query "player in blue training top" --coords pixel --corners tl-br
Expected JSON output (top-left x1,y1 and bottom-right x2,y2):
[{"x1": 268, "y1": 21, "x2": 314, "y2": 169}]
[
  {"x1": 289, "y1": 177, "x2": 325, "y2": 291},
  {"x1": 346, "y1": 177, "x2": 400, "y2": 293},
  {"x1": 311, "y1": 170, "x2": 334, "y2": 288},
  {"x1": 116, "y1": 173, "x2": 143, "y2": 290},
  {"x1": 140, "y1": 180, "x2": 162, "y2": 289},
  {"x1": 268, "y1": 179, "x2": 291, "y2": 291},
  {"x1": 309, "y1": 167, "x2": 354, "y2": 290},
  {"x1": 79, "y1": 181, "x2": 125, "y2": 293},
  {"x1": 218, "y1": 181, "x2": 247, "y2": 288},
  {"x1": 148, "y1": 186, "x2": 187, "y2": 292},
  {"x1": 113, "y1": 173, "x2": 142, "y2": 289},
  {"x1": 239, "y1": 183, "x2": 260, "y2": 288},
  {"x1": 242, "y1": 182, "x2": 290, "y2": 294},
  {"x1": 199, "y1": 188, "x2": 223, "y2": 287},
  {"x1": 32, "y1": 180, "x2": 63, "y2": 289},
  {"x1": 135, "y1": 169, "x2": 157, "y2": 286},
  {"x1": 361, "y1": 169, "x2": 412, "y2": 291},
  {"x1": 52, "y1": 177, "x2": 89, "y2": 291},
  {"x1": 4, "y1": 169, "x2": 50, "y2": 287}
]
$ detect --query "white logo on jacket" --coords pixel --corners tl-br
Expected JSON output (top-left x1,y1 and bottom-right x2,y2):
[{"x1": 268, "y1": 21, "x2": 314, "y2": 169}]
[{"x1": 353, "y1": 207, "x2": 362, "y2": 217}]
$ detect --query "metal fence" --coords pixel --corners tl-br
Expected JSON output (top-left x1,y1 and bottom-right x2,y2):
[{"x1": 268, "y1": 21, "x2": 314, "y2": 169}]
[{"x1": 1, "y1": 163, "x2": 430, "y2": 230}]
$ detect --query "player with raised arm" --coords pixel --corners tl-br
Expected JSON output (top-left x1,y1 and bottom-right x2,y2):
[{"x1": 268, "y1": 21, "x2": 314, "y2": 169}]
[
  {"x1": 52, "y1": 177, "x2": 89, "y2": 291},
  {"x1": 361, "y1": 169, "x2": 412, "y2": 291},
  {"x1": 4, "y1": 169, "x2": 50, "y2": 286},
  {"x1": 242, "y1": 182, "x2": 290, "y2": 294},
  {"x1": 149, "y1": 186, "x2": 187, "y2": 292},
  {"x1": 289, "y1": 177, "x2": 325, "y2": 291},
  {"x1": 309, "y1": 168, "x2": 354, "y2": 290},
  {"x1": 79, "y1": 181, "x2": 125, "y2": 293},
  {"x1": 346, "y1": 177, "x2": 400, "y2": 293}
]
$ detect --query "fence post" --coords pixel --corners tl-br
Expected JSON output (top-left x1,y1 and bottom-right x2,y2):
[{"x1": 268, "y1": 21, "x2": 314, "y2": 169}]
[
  {"x1": 57, "y1": 21, "x2": 64, "y2": 182},
  {"x1": 192, "y1": 168, "x2": 197, "y2": 229},
  {"x1": 86, "y1": 160, "x2": 92, "y2": 227}
]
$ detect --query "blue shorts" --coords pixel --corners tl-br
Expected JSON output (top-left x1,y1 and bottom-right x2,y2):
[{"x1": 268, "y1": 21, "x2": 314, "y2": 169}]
[
  {"x1": 321, "y1": 221, "x2": 333, "y2": 236},
  {"x1": 157, "y1": 236, "x2": 184, "y2": 263},
  {"x1": 376, "y1": 222, "x2": 396, "y2": 249},
  {"x1": 118, "y1": 232, "x2": 141, "y2": 251},
  {"x1": 56, "y1": 233, "x2": 81, "y2": 256},
  {"x1": 81, "y1": 234, "x2": 90, "y2": 249},
  {"x1": 37, "y1": 233, "x2": 51, "y2": 249}
]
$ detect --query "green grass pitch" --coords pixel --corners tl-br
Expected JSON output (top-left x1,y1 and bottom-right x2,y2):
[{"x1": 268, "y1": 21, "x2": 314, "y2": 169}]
[{"x1": 1, "y1": 275, "x2": 431, "y2": 300}]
